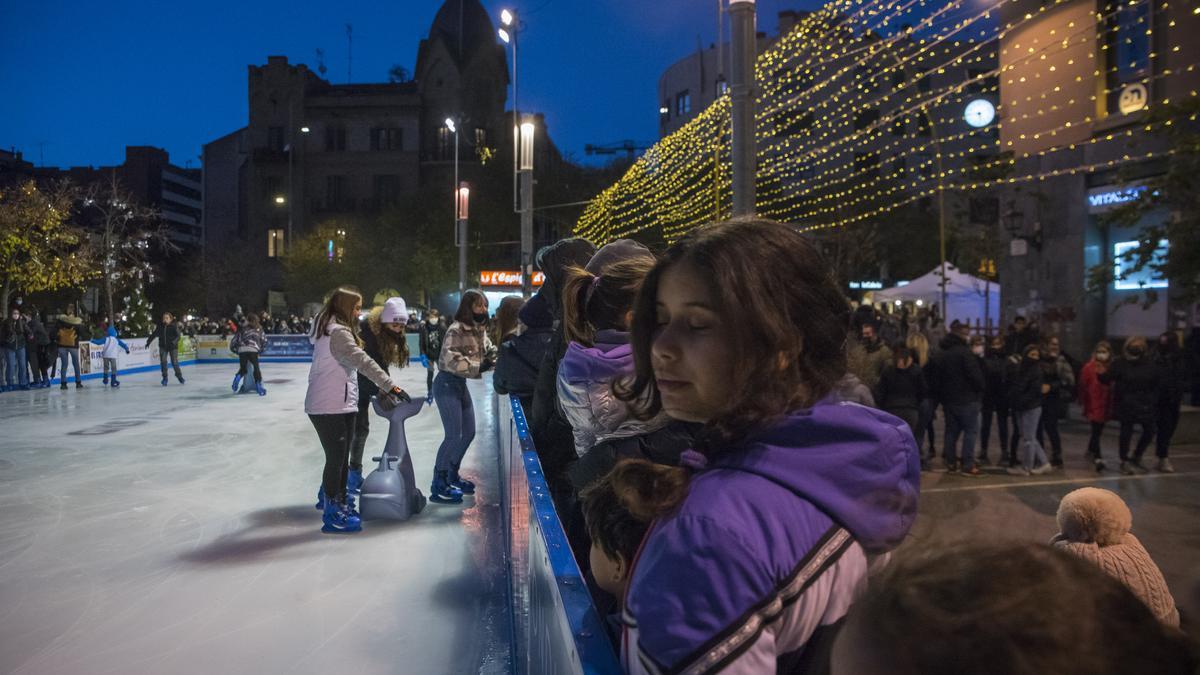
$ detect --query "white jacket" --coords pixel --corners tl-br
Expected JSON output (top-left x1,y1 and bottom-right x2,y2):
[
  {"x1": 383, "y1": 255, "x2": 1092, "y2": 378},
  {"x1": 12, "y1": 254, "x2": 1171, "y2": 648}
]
[{"x1": 305, "y1": 322, "x2": 397, "y2": 415}]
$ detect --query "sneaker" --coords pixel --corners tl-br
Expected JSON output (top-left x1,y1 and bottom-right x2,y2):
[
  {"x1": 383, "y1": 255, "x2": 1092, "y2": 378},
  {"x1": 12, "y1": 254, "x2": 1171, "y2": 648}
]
[
  {"x1": 942, "y1": 462, "x2": 959, "y2": 474},
  {"x1": 1156, "y1": 458, "x2": 1175, "y2": 474},
  {"x1": 232, "y1": 374, "x2": 243, "y2": 392},
  {"x1": 449, "y1": 468, "x2": 475, "y2": 495},
  {"x1": 1094, "y1": 458, "x2": 1106, "y2": 472},
  {"x1": 1119, "y1": 462, "x2": 1135, "y2": 475},
  {"x1": 321, "y1": 498, "x2": 362, "y2": 534},
  {"x1": 346, "y1": 469, "x2": 364, "y2": 495},
  {"x1": 1006, "y1": 466, "x2": 1032, "y2": 476},
  {"x1": 1031, "y1": 464, "x2": 1053, "y2": 475},
  {"x1": 961, "y1": 466, "x2": 983, "y2": 477}
]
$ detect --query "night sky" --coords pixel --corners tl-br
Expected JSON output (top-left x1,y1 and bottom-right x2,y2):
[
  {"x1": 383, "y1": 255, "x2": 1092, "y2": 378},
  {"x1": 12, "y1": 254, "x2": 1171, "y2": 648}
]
[{"x1": 2, "y1": 0, "x2": 814, "y2": 171}]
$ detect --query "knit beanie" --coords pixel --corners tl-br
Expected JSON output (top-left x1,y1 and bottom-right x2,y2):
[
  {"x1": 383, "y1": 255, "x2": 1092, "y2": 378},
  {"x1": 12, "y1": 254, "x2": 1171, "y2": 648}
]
[
  {"x1": 380, "y1": 297, "x2": 408, "y2": 325},
  {"x1": 584, "y1": 238, "x2": 654, "y2": 274},
  {"x1": 1051, "y1": 487, "x2": 1179, "y2": 626}
]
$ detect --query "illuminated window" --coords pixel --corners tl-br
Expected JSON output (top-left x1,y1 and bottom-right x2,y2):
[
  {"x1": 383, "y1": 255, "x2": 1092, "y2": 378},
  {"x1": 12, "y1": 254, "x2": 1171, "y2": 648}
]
[
  {"x1": 676, "y1": 91, "x2": 691, "y2": 116},
  {"x1": 267, "y1": 229, "x2": 285, "y2": 257},
  {"x1": 1113, "y1": 239, "x2": 1168, "y2": 290}
]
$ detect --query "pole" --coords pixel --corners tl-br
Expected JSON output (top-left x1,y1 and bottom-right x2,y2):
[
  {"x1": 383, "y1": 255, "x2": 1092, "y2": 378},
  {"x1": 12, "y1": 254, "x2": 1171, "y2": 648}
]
[
  {"x1": 728, "y1": 0, "x2": 757, "y2": 218},
  {"x1": 520, "y1": 118, "x2": 534, "y2": 299},
  {"x1": 287, "y1": 104, "x2": 294, "y2": 251},
  {"x1": 455, "y1": 128, "x2": 465, "y2": 296},
  {"x1": 512, "y1": 29, "x2": 520, "y2": 214}
]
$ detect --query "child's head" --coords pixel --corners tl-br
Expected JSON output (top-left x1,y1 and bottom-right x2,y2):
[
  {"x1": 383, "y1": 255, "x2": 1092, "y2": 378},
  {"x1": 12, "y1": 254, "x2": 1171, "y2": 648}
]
[
  {"x1": 245, "y1": 313, "x2": 260, "y2": 330},
  {"x1": 621, "y1": 219, "x2": 850, "y2": 439},
  {"x1": 893, "y1": 345, "x2": 913, "y2": 369},
  {"x1": 832, "y1": 542, "x2": 1198, "y2": 675},
  {"x1": 561, "y1": 256, "x2": 656, "y2": 347},
  {"x1": 580, "y1": 460, "x2": 681, "y2": 598}
]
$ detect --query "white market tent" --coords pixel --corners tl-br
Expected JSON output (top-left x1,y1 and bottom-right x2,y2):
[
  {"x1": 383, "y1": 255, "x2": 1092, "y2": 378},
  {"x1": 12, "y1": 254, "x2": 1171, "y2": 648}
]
[{"x1": 871, "y1": 264, "x2": 1002, "y2": 328}]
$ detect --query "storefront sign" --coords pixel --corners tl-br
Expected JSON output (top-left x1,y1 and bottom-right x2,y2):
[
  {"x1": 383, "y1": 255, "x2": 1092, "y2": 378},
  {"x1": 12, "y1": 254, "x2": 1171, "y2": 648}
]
[
  {"x1": 848, "y1": 281, "x2": 884, "y2": 290},
  {"x1": 1087, "y1": 185, "x2": 1147, "y2": 212},
  {"x1": 1118, "y1": 83, "x2": 1149, "y2": 115},
  {"x1": 480, "y1": 270, "x2": 545, "y2": 287}
]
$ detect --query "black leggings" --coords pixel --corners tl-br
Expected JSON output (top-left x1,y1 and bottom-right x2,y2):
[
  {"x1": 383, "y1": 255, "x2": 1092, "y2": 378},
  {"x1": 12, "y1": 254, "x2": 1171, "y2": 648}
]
[
  {"x1": 350, "y1": 395, "x2": 372, "y2": 471},
  {"x1": 1088, "y1": 421, "x2": 1106, "y2": 458},
  {"x1": 236, "y1": 353, "x2": 262, "y2": 381},
  {"x1": 309, "y1": 413, "x2": 356, "y2": 501}
]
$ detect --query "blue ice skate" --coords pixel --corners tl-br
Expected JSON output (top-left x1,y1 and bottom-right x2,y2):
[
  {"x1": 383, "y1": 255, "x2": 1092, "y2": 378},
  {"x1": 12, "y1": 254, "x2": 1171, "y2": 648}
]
[
  {"x1": 321, "y1": 498, "x2": 362, "y2": 534},
  {"x1": 346, "y1": 468, "x2": 364, "y2": 495},
  {"x1": 232, "y1": 373, "x2": 243, "y2": 392},
  {"x1": 255, "y1": 381, "x2": 266, "y2": 396},
  {"x1": 430, "y1": 472, "x2": 464, "y2": 504},
  {"x1": 449, "y1": 467, "x2": 475, "y2": 495}
]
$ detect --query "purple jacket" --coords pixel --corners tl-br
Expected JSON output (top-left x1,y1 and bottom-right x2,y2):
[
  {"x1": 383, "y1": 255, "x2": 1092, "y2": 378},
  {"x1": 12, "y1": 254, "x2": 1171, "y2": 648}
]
[{"x1": 622, "y1": 399, "x2": 920, "y2": 674}]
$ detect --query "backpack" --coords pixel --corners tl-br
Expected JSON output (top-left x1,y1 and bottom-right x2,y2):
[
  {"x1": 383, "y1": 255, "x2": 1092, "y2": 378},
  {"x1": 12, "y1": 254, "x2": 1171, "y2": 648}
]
[{"x1": 57, "y1": 325, "x2": 76, "y2": 346}]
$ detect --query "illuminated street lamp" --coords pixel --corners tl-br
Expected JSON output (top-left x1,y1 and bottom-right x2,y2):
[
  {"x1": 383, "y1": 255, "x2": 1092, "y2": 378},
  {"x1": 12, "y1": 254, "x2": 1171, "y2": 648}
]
[{"x1": 274, "y1": 195, "x2": 286, "y2": 205}]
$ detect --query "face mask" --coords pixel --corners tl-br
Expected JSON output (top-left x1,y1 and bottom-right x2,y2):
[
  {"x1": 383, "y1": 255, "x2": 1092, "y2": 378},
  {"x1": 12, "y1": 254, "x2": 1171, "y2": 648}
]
[
  {"x1": 1127, "y1": 347, "x2": 1144, "y2": 358},
  {"x1": 472, "y1": 312, "x2": 488, "y2": 324},
  {"x1": 427, "y1": 317, "x2": 438, "y2": 325},
  {"x1": 1096, "y1": 352, "x2": 1110, "y2": 362},
  {"x1": 972, "y1": 346, "x2": 984, "y2": 356}
]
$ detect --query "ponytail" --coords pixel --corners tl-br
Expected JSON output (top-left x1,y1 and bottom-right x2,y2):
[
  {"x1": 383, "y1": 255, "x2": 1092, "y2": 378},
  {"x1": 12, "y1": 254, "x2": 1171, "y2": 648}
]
[
  {"x1": 561, "y1": 266, "x2": 596, "y2": 346},
  {"x1": 560, "y1": 256, "x2": 657, "y2": 348},
  {"x1": 609, "y1": 459, "x2": 691, "y2": 522}
]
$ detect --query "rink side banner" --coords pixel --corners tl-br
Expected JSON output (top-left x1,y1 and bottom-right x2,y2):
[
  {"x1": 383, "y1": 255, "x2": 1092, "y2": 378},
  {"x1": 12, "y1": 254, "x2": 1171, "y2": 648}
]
[
  {"x1": 77, "y1": 336, "x2": 197, "y2": 379},
  {"x1": 194, "y1": 335, "x2": 314, "y2": 363}
]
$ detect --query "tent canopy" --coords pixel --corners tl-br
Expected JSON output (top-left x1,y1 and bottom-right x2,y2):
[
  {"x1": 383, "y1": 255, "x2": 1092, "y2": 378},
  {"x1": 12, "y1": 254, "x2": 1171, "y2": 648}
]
[{"x1": 871, "y1": 263, "x2": 1001, "y2": 327}]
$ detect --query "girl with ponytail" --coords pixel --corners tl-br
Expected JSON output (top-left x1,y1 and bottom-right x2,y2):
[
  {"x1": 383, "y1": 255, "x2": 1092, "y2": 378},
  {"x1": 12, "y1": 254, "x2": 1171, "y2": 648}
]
[{"x1": 556, "y1": 253, "x2": 663, "y2": 457}]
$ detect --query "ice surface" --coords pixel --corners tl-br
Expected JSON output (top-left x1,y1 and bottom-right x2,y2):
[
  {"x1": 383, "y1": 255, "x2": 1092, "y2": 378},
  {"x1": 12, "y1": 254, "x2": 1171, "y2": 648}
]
[{"x1": 0, "y1": 363, "x2": 512, "y2": 675}]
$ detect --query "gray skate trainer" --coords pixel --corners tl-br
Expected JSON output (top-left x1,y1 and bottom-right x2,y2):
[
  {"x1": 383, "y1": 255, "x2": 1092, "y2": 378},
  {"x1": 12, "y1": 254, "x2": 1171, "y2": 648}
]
[{"x1": 359, "y1": 394, "x2": 428, "y2": 521}]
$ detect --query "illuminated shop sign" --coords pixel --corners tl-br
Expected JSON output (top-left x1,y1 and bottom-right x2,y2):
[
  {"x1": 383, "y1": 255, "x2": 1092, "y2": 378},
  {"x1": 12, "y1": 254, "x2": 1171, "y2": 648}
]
[
  {"x1": 848, "y1": 281, "x2": 884, "y2": 290},
  {"x1": 1113, "y1": 239, "x2": 1169, "y2": 290},
  {"x1": 1087, "y1": 186, "x2": 1147, "y2": 211},
  {"x1": 479, "y1": 270, "x2": 545, "y2": 287}
]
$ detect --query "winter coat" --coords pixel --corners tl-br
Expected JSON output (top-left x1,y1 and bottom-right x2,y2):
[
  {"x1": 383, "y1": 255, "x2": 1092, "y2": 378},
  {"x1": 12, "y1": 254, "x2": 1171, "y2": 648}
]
[
  {"x1": 982, "y1": 350, "x2": 1009, "y2": 406},
  {"x1": 419, "y1": 320, "x2": 447, "y2": 361},
  {"x1": 29, "y1": 318, "x2": 50, "y2": 347},
  {"x1": 1040, "y1": 354, "x2": 1076, "y2": 400},
  {"x1": 1078, "y1": 360, "x2": 1114, "y2": 424},
  {"x1": 146, "y1": 322, "x2": 182, "y2": 350},
  {"x1": 355, "y1": 311, "x2": 407, "y2": 403},
  {"x1": 1007, "y1": 358, "x2": 1044, "y2": 412},
  {"x1": 1099, "y1": 357, "x2": 1161, "y2": 421},
  {"x1": 229, "y1": 327, "x2": 265, "y2": 354},
  {"x1": 557, "y1": 330, "x2": 667, "y2": 457},
  {"x1": 857, "y1": 340, "x2": 893, "y2": 391},
  {"x1": 437, "y1": 321, "x2": 496, "y2": 379},
  {"x1": 0, "y1": 318, "x2": 32, "y2": 350},
  {"x1": 622, "y1": 399, "x2": 920, "y2": 674},
  {"x1": 877, "y1": 364, "x2": 926, "y2": 414},
  {"x1": 90, "y1": 326, "x2": 130, "y2": 359},
  {"x1": 834, "y1": 372, "x2": 876, "y2": 407},
  {"x1": 494, "y1": 327, "x2": 553, "y2": 397},
  {"x1": 1155, "y1": 348, "x2": 1186, "y2": 407},
  {"x1": 55, "y1": 318, "x2": 86, "y2": 348},
  {"x1": 936, "y1": 333, "x2": 985, "y2": 405},
  {"x1": 305, "y1": 321, "x2": 398, "y2": 415}
]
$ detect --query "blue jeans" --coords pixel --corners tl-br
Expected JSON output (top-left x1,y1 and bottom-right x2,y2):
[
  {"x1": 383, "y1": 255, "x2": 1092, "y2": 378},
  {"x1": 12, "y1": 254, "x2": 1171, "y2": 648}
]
[
  {"x1": 1016, "y1": 407, "x2": 1048, "y2": 471},
  {"x1": 3, "y1": 347, "x2": 28, "y2": 387},
  {"x1": 433, "y1": 371, "x2": 475, "y2": 474},
  {"x1": 943, "y1": 401, "x2": 981, "y2": 470},
  {"x1": 57, "y1": 346, "x2": 81, "y2": 383}
]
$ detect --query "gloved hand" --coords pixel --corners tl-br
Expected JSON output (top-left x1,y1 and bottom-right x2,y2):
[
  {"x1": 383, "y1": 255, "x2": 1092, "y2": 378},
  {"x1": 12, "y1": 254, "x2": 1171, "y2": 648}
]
[
  {"x1": 379, "y1": 387, "x2": 411, "y2": 410},
  {"x1": 391, "y1": 387, "x2": 412, "y2": 404},
  {"x1": 419, "y1": 354, "x2": 431, "y2": 369},
  {"x1": 480, "y1": 357, "x2": 495, "y2": 373}
]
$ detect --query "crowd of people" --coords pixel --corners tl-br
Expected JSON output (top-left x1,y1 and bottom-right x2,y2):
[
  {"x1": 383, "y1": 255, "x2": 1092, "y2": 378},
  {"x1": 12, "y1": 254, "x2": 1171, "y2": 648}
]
[{"x1": 178, "y1": 311, "x2": 312, "y2": 337}]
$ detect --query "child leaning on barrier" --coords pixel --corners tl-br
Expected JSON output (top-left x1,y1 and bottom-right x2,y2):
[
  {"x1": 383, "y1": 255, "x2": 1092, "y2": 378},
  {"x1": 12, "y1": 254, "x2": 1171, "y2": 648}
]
[{"x1": 609, "y1": 219, "x2": 919, "y2": 675}]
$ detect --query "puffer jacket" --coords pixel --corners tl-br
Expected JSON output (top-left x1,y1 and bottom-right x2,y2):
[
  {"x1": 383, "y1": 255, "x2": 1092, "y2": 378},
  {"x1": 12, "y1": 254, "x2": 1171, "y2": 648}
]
[
  {"x1": 305, "y1": 321, "x2": 398, "y2": 415},
  {"x1": 1007, "y1": 357, "x2": 1044, "y2": 412},
  {"x1": 1099, "y1": 356, "x2": 1160, "y2": 421},
  {"x1": 437, "y1": 321, "x2": 497, "y2": 379},
  {"x1": 557, "y1": 329, "x2": 667, "y2": 457},
  {"x1": 90, "y1": 326, "x2": 129, "y2": 359},
  {"x1": 229, "y1": 327, "x2": 265, "y2": 354}
]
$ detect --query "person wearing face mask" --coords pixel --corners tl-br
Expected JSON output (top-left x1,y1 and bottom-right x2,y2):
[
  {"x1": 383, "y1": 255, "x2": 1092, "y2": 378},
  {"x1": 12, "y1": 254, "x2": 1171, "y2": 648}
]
[
  {"x1": 1078, "y1": 341, "x2": 1115, "y2": 472},
  {"x1": 979, "y1": 335, "x2": 1010, "y2": 467},
  {"x1": 1153, "y1": 331, "x2": 1185, "y2": 473},
  {"x1": 936, "y1": 321, "x2": 986, "y2": 476},
  {"x1": 419, "y1": 308, "x2": 447, "y2": 403},
  {"x1": 430, "y1": 290, "x2": 497, "y2": 504},
  {"x1": 1099, "y1": 336, "x2": 1162, "y2": 475},
  {"x1": 1, "y1": 307, "x2": 34, "y2": 391},
  {"x1": 1036, "y1": 336, "x2": 1075, "y2": 468},
  {"x1": 1007, "y1": 344, "x2": 1053, "y2": 475}
]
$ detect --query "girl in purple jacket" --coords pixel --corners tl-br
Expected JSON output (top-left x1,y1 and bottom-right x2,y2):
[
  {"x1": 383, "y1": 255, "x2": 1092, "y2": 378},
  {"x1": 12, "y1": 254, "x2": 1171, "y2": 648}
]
[{"x1": 610, "y1": 219, "x2": 920, "y2": 674}]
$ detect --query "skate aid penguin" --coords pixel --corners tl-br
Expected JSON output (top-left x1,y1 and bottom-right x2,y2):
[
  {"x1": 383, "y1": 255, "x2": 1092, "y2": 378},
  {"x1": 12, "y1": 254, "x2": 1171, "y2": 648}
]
[{"x1": 359, "y1": 392, "x2": 428, "y2": 520}]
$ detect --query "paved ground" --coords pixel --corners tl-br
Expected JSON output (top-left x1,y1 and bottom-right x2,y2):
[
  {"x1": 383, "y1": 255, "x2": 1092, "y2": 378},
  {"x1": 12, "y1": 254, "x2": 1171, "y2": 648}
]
[
  {"x1": 0, "y1": 363, "x2": 511, "y2": 675},
  {"x1": 908, "y1": 414, "x2": 1200, "y2": 633}
]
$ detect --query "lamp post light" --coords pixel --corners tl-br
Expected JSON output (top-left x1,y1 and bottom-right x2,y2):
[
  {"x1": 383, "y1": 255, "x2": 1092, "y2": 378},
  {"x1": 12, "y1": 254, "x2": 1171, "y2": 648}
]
[
  {"x1": 499, "y1": 8, "x2": 521, "y2": 215},
  {"x1": 518, "y1": 118, "x2": 535, "y2": 299}
]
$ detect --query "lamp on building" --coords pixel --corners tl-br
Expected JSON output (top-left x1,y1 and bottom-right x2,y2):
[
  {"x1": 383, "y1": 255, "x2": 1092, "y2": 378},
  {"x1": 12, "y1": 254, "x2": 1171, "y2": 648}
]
[
  {"x1": 1002, "y1": 207, "x2": 1042, "y2": 252},
  {"x1": 274, "y1": 195, "x2": 286, "y2": 205},
  {"x1": 300, "y1": 126, "x2": 310, "y2": 134}
]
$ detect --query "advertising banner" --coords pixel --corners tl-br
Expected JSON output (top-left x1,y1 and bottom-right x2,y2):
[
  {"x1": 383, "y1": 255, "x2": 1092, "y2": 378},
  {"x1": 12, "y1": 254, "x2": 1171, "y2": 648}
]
[
  {"x1": 78, "y1": 335, "x2": 197, "y2": 377},
  {"x1": 193, "y1": 334, "x2": 315, "y2": 362}
]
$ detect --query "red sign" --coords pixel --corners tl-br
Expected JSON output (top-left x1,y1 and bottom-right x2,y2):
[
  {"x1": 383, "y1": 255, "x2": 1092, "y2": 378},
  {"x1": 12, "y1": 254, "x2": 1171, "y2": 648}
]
[{"x1": 479, "y1": 270, "x2": 545, "y2": 287}]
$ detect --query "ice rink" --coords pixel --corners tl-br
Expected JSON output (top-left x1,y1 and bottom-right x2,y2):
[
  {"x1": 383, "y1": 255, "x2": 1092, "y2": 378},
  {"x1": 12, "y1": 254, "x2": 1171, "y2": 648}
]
[{"x1": 0, "y1": 363, "x2": 512, "y2": 675}]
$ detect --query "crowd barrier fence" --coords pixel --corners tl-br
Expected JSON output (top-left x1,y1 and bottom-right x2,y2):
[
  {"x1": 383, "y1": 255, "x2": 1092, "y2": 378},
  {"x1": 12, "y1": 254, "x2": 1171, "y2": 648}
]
[{"x1": 496, "y1": 393, "x2": 622, "y2": 675}]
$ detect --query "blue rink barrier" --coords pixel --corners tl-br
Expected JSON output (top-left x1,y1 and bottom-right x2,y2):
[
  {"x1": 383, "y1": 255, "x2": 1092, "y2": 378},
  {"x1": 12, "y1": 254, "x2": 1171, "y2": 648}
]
[
  {"x1": 496, "y1": 394, "x2": 622, "y2": 675},
  {"x1": 194, "y1": 333, "x2": 423, "y2": 364}
]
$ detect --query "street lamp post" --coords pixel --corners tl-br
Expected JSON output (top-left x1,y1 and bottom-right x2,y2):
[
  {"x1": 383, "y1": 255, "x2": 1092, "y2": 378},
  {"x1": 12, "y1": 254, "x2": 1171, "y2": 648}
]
[
  {"x1": 729, "y1": 0, "x2": 757, "y2": 217},
  {"x1": 446, "y1": 118, "x2": 466, "y2": 295},
  {"x1": 499, "y1": 9, "x2": 520, "y2": 214},
  {"x1": 518, "y1": 118, "x2": 535, "y2": 299}
]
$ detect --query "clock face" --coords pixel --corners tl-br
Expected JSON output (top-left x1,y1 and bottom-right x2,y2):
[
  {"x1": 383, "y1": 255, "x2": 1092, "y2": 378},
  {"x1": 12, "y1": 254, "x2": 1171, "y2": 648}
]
[{"x1": 964, "y1": 99, "x2": 995, "y2": 128}]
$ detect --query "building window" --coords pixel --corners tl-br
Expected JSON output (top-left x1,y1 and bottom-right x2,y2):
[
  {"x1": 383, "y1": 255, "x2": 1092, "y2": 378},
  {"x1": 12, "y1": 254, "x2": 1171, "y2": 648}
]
[
  {"x1": 263, "y1": 175, "x2": 283, "y2": 203},
  {"x1": 437, "y1": 127, "x2": 452, "y2": 160},
  {"x1": 890, "y1": 154, "x2": 907, "y2": 176},
  {"x1": 891, "y1": 70, "x2": 906, "y2": 89},
  {"x1": 854, "y1": 109, "x2": 879, "y2": 131},
  {"x1": 371, "y1": 128, "x2": 403, "y2": 151},
  {"x1": 914, "y1": 151, "x2": 934, "y2": 179},
  {"x1": 267, "y1": 229, "x2": 286, "y2": 257},
  {"x1": 918, "y1": 72, "x2": 932, "y2": 93},
  {"x1": 716, "y1": 79, "x2": 729, "y2": 96},
  {"x1": 676, "y1": 90, "x2": 691, "y2": 117},
  {"x1": 326, "y1": 175, "x2": 347, "y2": 210},
  {"x1": 325, "y1": 126, "x2": 347, "y2": 151},
  {"x1": 267, "y1": 126, "x2": 285, "y2": 151},
  {"x1": 916, "y1": 114, "x2": 931, "y2": 137},
  {"x1": 853, "y1": 152, "x2": 879, "y2": 178},
  {"x1": 891, "y1": 117, "x2": 906, "y2": 136},
  {"x1": 374, "y1": 174, "x2": 401, "y2": 206},
  {"x1": 474, "y1": 127, "x2": 488, "y2": 150},
  {"x1": 1106, "y1": 0, "x2": 1152, "y2": 114}
]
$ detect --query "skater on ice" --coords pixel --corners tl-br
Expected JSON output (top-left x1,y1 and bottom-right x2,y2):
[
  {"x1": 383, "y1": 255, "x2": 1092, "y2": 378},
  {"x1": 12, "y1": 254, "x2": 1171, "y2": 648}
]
[
  {"x1": 305, "y1": 287, "x2": 411, "y2": 534},
  {"x1": 349, "y1": 296, "x2": 413, "y2": 496},
  {"x1": 431, "y1": 289, "x2": 496, "y2": 504},
  {"x1": 54, "y1": 311, "x2": 87, "y2": 390},
  {"x1": 418, "y1": 308, "x2": 446, "y2": 404},
  {"x1": 146, "y1": 312, "x2": 186, "y2": 386},
  {"x1": 90, "y1": 325, "x2": 130, "y2": 387},
  {"x1": 229, "y1": 312, "x2": 266, "y2": 395}
]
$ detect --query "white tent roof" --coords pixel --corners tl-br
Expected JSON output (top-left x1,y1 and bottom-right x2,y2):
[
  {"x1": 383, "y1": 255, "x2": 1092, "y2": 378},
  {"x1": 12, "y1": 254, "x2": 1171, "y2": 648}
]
[{"x1": 873, "y1": 263, "x2": 999, "y2": 302}]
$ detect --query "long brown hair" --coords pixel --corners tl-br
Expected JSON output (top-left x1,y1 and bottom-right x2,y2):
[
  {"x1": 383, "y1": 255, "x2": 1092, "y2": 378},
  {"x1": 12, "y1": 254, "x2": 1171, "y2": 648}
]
[
  {"x1": 366, "y1": 306, "x2": 410, "y2": 366},
  {"x1": 491, "y1": 296, "x2": 524, "y2": 345},
  {"x1": 453, "y1": 289, "x2": 488, "y2": 327},
  {"x1": 316, "y1": 286, "x2": 363, "y2": 344},
  {"x1": 618, "y1": 219, "x2": 849, "y2": 442},
  {"x1": 561, "y1": 257, "x2": 656, "y2": 347}
]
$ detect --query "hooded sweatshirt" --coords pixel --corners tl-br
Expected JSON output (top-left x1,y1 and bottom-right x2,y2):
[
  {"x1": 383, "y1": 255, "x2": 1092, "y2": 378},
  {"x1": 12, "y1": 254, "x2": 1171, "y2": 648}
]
[
  {"x1": 90, "y1": 326, "x2": 130, "y2": 359},
  {"x1": 557, "y1": 329, "x2": 667, "y2": 456},
  {"x1": 622, "y1": 400, "x2": 920, "y2": 674}
]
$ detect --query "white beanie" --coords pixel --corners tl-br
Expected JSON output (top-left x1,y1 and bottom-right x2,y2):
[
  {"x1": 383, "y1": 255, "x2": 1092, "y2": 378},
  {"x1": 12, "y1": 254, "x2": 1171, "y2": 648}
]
[{"x1": 380, "y1": 297, "x2": 408, "y2": 324}]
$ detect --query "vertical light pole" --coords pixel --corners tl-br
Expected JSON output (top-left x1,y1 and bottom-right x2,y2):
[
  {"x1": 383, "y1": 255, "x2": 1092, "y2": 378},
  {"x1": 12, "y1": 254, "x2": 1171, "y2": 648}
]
[
  {"x1": 457, "y1": 182, "x2": 470, "y2": 297},
  {"x1": 518, "y1": 118, "x2": 535, "y2": 299},
  {"x1": 729, "y1": 0, "x2": 757, "y2": 217},
  {"x1": 499, "y1": 10, "x2": 519, "y2": 214},
  {"x1": 446, "y1": 118, "x2": 465, "y2": 295}
]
